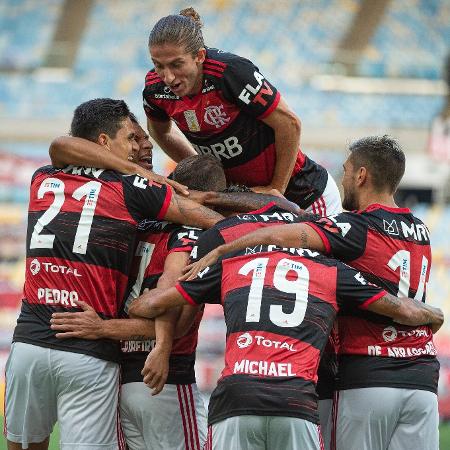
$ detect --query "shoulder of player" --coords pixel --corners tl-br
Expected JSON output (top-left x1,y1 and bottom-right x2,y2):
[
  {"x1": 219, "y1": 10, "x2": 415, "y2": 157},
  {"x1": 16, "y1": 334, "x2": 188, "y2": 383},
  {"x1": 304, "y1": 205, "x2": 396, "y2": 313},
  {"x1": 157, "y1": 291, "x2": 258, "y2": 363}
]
[
  {"x1": 143, "y1": 69, "x2": 176, "y2": 100},
  {"x1": 205, "y1": 47, "x2": 257, "y2": 78},
  {"x1": 144, "y1": 69, "x2": 164, "y2": 89},
  {"x1": 32, "y1": 164, "x2": 59, "y2": 181}
]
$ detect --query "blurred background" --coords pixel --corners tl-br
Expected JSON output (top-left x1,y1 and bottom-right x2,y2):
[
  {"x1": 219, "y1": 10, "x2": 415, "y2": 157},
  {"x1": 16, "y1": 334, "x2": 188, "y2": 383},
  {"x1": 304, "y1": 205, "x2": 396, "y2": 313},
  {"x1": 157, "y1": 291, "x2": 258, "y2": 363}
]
[{"x1": 0, "y1": 0, "x2": 449, "y2": 444}]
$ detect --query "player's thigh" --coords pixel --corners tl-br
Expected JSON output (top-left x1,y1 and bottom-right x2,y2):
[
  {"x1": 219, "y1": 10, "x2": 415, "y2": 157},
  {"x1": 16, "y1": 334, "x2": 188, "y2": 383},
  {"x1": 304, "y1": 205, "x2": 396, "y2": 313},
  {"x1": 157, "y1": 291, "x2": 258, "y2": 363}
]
[
  {"x1": 54, "y1": 350, "x2": 120, "y2": 450},
  {"x1": 335, "y1": 388, "x2": 402, "y2": 450},
  {"x1": 120, "y1": 382, "x2": 206, "y2": 450},
  {"x1": 318, "y1": 398, "x2": 333, "y2": 450},
  {"x1": 209, "y1": 415, "x2": 266, "y2": 450},
  {"x1": 4, "y1": 343, "x2": 57, "y2": 447},
  {"x1": 388, "y1": 390, "x2": 438, "y2": 450},
  {"x1": 268, "y1": 416, "x2": 321, "y2": 450}
]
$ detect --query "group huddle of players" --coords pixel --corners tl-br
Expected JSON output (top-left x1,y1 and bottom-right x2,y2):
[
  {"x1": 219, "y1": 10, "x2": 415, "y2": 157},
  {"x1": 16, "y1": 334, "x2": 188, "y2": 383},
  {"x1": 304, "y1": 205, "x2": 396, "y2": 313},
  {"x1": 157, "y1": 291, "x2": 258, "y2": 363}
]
[{"x1": 4, "y1": 7, "x2": 443, "y2": 450}]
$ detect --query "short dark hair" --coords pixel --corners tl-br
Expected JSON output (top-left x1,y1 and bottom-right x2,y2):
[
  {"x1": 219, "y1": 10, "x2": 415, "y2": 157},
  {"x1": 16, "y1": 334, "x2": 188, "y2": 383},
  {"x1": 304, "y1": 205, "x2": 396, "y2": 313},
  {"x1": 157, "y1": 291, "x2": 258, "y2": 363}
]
[
  {"x1": 129, "y1": 112, "x2": 139, "y2": 125},
  {"x1": 173, "y1": 155, "x2": 226, "y2": 191},
  {"x1": 348, "y1": 135, "x2": 405, "y2": 194},
  {"x1": 71, "y1": 98, "x2": 130, "y2": 142}
]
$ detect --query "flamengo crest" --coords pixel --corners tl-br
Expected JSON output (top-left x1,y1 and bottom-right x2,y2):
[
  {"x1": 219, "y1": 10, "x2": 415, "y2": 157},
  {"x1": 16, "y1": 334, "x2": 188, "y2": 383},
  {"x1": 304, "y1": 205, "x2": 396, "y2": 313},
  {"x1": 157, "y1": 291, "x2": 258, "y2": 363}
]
[{"x1": 204, "y1": 105, "x2": 230, "y2": 128}]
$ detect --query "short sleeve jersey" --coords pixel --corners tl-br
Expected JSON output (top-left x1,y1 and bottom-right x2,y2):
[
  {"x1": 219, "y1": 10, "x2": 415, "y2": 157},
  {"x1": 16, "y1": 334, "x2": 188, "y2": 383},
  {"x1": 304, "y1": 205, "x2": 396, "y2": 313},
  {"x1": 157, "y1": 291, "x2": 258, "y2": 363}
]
[
  {"x1": 305, "y1": 204, "x2": 439, "y2": 393},
  {"x1": 15, "y1": 165, "x2": 171, "y2": 362},
  {"x1": 143, "y1": 48, "x2": 328, "y2": 207},
  {"x1": 121, "y1": 222, "x2": 203, "y2": 385},
  {"x1": 176, "y1": 246, "x2": 385, "y2": 425}
]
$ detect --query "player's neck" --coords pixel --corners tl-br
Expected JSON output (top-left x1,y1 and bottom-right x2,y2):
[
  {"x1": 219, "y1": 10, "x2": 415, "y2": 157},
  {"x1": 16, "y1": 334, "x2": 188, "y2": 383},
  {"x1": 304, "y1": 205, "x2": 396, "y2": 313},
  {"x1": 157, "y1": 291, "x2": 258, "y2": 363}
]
[{"x1": 359, "y1": 192, "x2": 397, "y2": 211}]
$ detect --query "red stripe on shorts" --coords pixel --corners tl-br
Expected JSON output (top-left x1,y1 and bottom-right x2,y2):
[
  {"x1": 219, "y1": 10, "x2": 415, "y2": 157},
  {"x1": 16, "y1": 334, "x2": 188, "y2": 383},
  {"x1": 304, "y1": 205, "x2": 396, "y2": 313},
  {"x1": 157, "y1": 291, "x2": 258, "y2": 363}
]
[
  {"x1": 188, "y1": 385, "x2": 201, "y2": 450},
  {"x1": 182, "y1": 385, "x2": 197, "y2": 450},
  {"x1": 177, "y1": 385, "x2": 191, "y2": 450}
]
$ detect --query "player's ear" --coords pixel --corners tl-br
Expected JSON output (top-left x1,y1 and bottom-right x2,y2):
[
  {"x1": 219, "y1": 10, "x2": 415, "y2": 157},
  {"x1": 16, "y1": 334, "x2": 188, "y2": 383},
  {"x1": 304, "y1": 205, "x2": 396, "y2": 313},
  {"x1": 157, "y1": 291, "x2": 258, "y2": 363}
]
[
  {"x1": 195, "y1": 48, "x2": 206, "y2": 64},
  {"x1": 356, "y1": 166, "x2": 367, "y2": 186},
  {"x1": 97, "y1": 133, "x2": 110, "y2": 148}
]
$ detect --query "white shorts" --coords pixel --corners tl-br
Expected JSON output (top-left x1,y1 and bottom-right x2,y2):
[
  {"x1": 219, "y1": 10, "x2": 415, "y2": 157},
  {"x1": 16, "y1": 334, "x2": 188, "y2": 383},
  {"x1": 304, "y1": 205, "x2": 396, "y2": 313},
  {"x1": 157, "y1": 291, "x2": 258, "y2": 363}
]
[
  {"x1": 318, "y1": 398, "x2": 333, "y2": 450},
  {"x1": 335, "y1": 387, "x2": 438, "y2": 450},
  {"x1": 306, "y1": 172, "x2": 342, "y2": 217},
  {"x1": 205, "y1": 415, "x2": 323, "y2": 450},
  {"x1": 120, "y1": 381, "x2": 207, "y2": 450},
  {"x1": 5, "y1": 342, "x2": 120, "y2": 449}
]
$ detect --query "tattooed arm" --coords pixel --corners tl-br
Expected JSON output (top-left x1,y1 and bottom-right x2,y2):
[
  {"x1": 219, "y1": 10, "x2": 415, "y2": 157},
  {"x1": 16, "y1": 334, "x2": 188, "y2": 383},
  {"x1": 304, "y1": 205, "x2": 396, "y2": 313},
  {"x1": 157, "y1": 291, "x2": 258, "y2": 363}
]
[
  {"x1": 181, "y1": 223, "x2": 325, "y2": 280},
  {"x1": 188, "y1": 190, "x2": 302, "y2": 215},
  {"x1": 164, "y1": 191, "x2": 224, "y2": 229},
  {"x1": 367, "y1": 294, "x2": 444, "y2": 333}
]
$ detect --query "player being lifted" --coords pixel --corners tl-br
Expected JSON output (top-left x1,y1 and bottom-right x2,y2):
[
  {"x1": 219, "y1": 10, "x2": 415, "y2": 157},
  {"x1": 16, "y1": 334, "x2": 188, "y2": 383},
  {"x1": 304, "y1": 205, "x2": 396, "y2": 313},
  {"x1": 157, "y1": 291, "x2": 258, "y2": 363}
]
[{"x1": 143, "y1": 7, "x2": 341, "y2": 215}]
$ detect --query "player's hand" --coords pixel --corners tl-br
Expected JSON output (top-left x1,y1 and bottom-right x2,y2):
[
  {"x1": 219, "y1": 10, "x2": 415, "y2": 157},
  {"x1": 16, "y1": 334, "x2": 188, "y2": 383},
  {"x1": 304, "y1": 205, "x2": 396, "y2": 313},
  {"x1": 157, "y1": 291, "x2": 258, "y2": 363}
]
[
  {"x1": 184, "y1": 190, "x2": 211, "y2": 203},
  {"x1": 142, "y1": 345, "x2": 170, "y2": 395},
  {"x1": 250, "y1": 185, "x2": 283, "y2": 197},
  {"x1": 50, "y1": 300, "x2": 105, "y2": 339},
  {"x1": 136, "y1": 167, "x2": 189, "y2": 196},
  {"x1": 179, "y1": 249, "x2": 220, "y2": 281}
]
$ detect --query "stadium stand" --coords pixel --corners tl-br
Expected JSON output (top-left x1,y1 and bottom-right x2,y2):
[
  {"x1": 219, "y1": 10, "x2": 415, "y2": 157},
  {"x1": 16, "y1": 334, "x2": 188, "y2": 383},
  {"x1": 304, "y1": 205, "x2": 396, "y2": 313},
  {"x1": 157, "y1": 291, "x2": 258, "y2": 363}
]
[
  {"x1": 1, "y1": 0, "x2": 450, "y2": 439},
  {"x1": 359, "y1": 0, "x2": 450, "y2": 79},
  {"x1": 0, "y1": 0, "x2": 448, "y2": 127}
]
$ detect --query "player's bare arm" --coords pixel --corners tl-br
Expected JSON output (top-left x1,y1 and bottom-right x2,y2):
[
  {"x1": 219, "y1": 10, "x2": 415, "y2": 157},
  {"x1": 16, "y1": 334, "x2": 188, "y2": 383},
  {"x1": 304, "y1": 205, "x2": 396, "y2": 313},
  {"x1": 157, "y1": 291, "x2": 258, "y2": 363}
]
[
  {"x1": 164, "y1": 192, "x2": 224, "y2": 229},
  {"x1": 366, "y1": 293, "x2": 444, "y2": 333},
  {"x1": 49, "y1": 136, "x2": 189, "y2": 195},
  {"x1": 50, "y1": 300, "x2": 156, "y2": 340},
  {"x1": 50, "y1": 298, "x2": 193, "y2": 341},
  {"x1": 128, "y1": 287, "x2": 187, "y2": 319},
  {"x1": 181, "y1": 223, "x2": 325, "y2": 280},
  {"x1": 253, "y1": 96, "x2": 301, "y2": 194},
  {"x1": 147, "y1": 117, "x2": 197, "y2": 162},
  {"x1": 142, "y1": 251, "x2": 192, "y2": 394},
  {"x1": 187, "y1": 189, "x2": 301, "y2": 214}
]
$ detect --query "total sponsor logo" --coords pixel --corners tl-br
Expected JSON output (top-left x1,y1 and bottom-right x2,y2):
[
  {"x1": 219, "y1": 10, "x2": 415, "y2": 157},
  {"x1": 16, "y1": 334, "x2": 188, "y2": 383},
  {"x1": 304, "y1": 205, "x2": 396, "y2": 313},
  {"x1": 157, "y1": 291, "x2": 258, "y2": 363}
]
[
  {"x1": 236, "y1": 332, "x2": 296, "y2": 352},
  {"x1": 382, "y1": 326, "x2": 397, "y2": 342},
  {"x1": 29, "y1": 259, "x2": 82, "y2": 277},
  {"x1": 38, "y1": 287, "x2": 79, "y2": 307},
  {"x1": 382, "y1": 325, "x2": 429, "y2": 343},
  {"x1": 233, "y1": 359, "x2": 296, "y2": 377}
]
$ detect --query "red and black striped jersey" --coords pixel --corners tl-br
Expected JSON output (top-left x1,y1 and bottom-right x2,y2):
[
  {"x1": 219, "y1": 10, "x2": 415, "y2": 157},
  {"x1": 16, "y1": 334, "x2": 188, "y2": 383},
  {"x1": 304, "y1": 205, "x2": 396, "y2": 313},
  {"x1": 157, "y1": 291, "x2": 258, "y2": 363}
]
[
  {"x1": 193, "y1": 203, "x2": 335, "y2": 400},
  {"x1": 143, "y1": 47, "x2": 328, "y2": 209},
  {"x1": 176, "y1": 246, "x2": 386, "y2": 425},
  {"x1": 121, "y1": 221, "x2": 203, "y2": 385},
  {"x1": 14, "y1": 165, "x2": 171, "y2": 362},
  {"x1": 306, "y1": 204, "x2": 438, "y2": 393},
  {"x1": 193, "y1": 202, "x2": 301, "y2": 260}
]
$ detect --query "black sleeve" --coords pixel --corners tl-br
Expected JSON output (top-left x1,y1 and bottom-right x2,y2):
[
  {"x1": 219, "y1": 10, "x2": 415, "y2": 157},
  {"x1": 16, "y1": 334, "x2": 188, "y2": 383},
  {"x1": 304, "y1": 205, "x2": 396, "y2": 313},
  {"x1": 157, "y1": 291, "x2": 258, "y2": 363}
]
[
  {"x1": 191, "y1": 228, "x2": 226, "y2": 261},
  {"x1": 122, "y1": 175, "x2": 172, "y2": 223},
  {"x1": 142, "y1": 81, "x2": 170, "y2": 121},
  {"x1": 305, "y1": 212, "x2": 368, "y2": 262},
  {"x1": 168, "y1": 226, "x2": 202, "y2": 253},
  {"x1": 176, "y1": 260, "x2": 223, "y2": 305},
  {"x1": 221, "y1": 56, "x2": 280, "y2": 119},
  {"x1": 336, "y1": 261, "x2": 387, "y2": 310}
]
